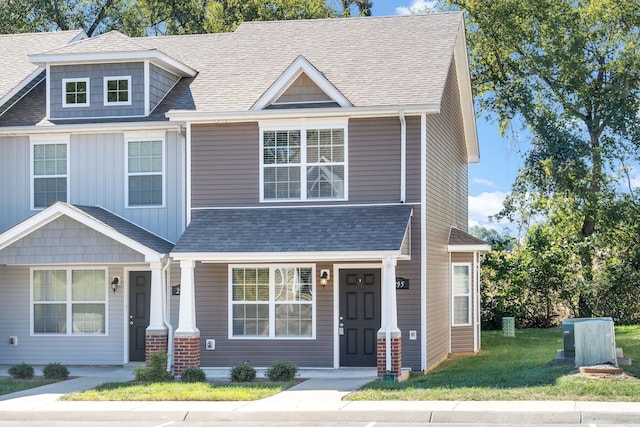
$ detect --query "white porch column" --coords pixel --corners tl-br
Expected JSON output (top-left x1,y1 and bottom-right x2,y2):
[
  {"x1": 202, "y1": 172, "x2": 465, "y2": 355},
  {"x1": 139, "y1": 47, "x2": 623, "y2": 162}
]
[
  {"x1": 147, "y1": 261, "x2": 166, "y2": 333},
  {"x1": 175, "y1": 259, "x2": 199, "y2": 335},
  {"x1": 377, "y1": 256, "x2": 402, "y2": 376}
]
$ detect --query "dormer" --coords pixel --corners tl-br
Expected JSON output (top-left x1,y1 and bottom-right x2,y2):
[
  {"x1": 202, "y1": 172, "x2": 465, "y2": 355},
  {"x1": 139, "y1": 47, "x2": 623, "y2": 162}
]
[
  {"x1": 252, "y1": 56, "x2": 351, "y2": 110},
  {"x1": 28, "y1": 31, "x2": 196, "y2": 121}
]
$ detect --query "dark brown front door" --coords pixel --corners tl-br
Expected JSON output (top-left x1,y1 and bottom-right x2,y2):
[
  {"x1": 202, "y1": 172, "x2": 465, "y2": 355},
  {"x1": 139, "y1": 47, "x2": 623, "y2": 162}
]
[
  {"x1": 339, "y1": 269, "x2": 381, "y2": 366},
  {"x1": 129, "y1": 271, "x2": 151, "y2": 362}
]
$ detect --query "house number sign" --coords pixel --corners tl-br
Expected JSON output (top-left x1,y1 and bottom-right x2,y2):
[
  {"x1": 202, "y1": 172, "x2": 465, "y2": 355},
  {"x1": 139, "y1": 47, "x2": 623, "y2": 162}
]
[{"x1": 395, "y1": 277, "x2": 409, "y2": 289}]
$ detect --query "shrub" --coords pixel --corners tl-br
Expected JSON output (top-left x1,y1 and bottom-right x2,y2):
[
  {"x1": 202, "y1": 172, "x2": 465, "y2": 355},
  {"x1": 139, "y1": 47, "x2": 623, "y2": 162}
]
[
  {"x1": 265, "y1": 361, "x2": 298, "y2": 382},
  {"x1": 180, "y1": 367, "x2": 206, "y2": 383},
  {"x1": 43, "y1": 363, "x2": 69, "y2": 380},
  {"x1": 8, "y1": 362, "x2": 34, "y2": 379},
  {"x1": 230, "y1": 362, "x2": 256, "y2": 382},
  {"x1": 133, "y1": 352, "x2": 170, "y2": 382}
]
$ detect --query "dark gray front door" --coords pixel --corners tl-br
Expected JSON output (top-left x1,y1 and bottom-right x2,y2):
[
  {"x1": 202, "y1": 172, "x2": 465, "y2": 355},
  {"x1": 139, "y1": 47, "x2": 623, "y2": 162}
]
[
  {"x1": 129, "y1": 271, "x2": 151, "y2": 362},
  {"x1": 339, "y1": 269, "x2": 381, "y2": 366}
]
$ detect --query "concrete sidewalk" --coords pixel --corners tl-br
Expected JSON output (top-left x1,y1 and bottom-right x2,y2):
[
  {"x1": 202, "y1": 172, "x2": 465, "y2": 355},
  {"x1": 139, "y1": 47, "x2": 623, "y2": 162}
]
[{"x1": 1, "y1": 366, "x2": 640, "y2": 424}]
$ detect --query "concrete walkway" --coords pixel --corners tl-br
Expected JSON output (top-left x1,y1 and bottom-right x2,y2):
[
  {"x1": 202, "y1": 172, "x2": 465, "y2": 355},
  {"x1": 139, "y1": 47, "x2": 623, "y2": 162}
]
[{"x1": 1, "y1": 366, "x2": 640, "y2": 424}]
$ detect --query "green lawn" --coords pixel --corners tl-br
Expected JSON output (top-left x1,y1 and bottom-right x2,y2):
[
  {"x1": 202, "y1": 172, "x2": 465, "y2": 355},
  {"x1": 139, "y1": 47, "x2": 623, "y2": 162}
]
[
  {"x1": 0, "y1": 378, "x2": 57, "y2": 396},
  {"x1": 348, "y1": 326, "x2": 640, "y2": 401},
  {"x1": 62, "y1": 381, "x2": 294, "y2": 401}
]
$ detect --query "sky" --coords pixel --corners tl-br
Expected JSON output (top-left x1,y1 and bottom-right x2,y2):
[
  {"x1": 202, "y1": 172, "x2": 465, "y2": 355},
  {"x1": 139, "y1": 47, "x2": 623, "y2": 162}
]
[{"x1": 362, "y1": 0, "x2": 528, "y2": 233}]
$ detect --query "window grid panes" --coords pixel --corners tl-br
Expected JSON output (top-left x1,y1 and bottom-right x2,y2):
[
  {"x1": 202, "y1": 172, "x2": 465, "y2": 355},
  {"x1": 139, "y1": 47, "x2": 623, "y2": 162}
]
[
  {"x1": 128, "y1": 140, "x2": 163, "y2": 206},
  {"x1": 106, "y1": 78, "x2": 129, "y2": 103},
  {"x1": 262, "y1": 126, "x2": 345, "y2": 201},
  {"x1": 33, "y1": 143, "x2": 67, "y2": 209},
  {"x1": 452, "y1": 265, "x2": 471, "y2": 325},
  {"x1": 32, "y1": 269, "x2": 107, "y2": 335},
  {"x1": 64, "y1": 80, "x2": 88, "y2": 105},
  {"x1": 231, "y1": 266, "x2": 314, "y2": 338}
]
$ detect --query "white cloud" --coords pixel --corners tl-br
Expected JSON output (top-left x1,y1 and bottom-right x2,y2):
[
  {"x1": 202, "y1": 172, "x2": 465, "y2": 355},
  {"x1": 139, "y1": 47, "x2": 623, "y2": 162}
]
[
  {"x1": 395, "y1": 0, "x2": 437, "y2": 15},
  {"x1": 472, "y1": 177, "x2": 496, "y2": 188},
  {"x1": 468, "y1": 191, "x2": 508, "y2": 228}
]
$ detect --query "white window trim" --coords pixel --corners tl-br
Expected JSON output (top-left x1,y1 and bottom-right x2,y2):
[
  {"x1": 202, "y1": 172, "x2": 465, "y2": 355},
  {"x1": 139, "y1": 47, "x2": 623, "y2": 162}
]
[
  {"x1": 452, "y1": 262, "x2": 472, "y2": 327},
  {"x1": 259, "y1": 118, "x2": 348, "y2": 202},
  {"x1": 103, "y1": 75, "x2": 132, "y2": 106},
  {"x1": 62, "y1": 77, "x2": 90, "y2": 108},
  {"x1": 30, "y1": 267, "x2": 109, "y2": 336},
  {"x1": 30, "y1": 135, "x2": 71, "y2": 211},
  {"x1": 228, "y1": 264, "x2": 317, "y2": 340},
  {"x1": 124, "y1": 132, "x2": 166, "y2": 208}
]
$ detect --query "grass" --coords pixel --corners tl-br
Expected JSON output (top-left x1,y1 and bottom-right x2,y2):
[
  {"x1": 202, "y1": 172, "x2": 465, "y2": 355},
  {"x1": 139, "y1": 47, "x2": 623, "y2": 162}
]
[
  {"x1": 0, "y1": 378, "x2": 57, "y2": 396},
  {"x1": 62, "y1": 380, "x2": 295, "y2": 401},
  {"x1": 348, "y1": 326, "x2": 640, "y2": 401}
]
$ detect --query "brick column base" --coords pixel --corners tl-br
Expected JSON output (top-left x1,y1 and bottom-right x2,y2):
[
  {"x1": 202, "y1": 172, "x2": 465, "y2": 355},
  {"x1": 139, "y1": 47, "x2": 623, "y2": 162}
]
[
  {"x1": 174, "y1": 335, "x2": 200, "y2": 376},
  {"x1": 145, "y1": 330, "x2": 168, "y2": 366},
  {"x1": 377, "y1": 331, "x2": 402, "y2": 378}
]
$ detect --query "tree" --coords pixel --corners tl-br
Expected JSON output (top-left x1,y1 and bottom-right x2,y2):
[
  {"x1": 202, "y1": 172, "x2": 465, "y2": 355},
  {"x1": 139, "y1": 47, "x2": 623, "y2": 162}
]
[
  {"x1": 341, "y1": 0, "x2": 373, "y2": 17},
  {"x1": 451, "y1": 0, "x2": 640, "y2": 316},
  {"x1": 469, "y1": 225, "x2": 514, "y2": 250}
]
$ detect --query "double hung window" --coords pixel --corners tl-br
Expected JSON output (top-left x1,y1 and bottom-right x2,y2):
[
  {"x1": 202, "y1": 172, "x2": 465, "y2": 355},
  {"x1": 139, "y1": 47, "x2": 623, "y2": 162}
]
[
  {"x1": 452, "y1": 263, "x2": 471, "y2": 325},
  {"x1": 126, "y1": 138, "x2": 164, "y2": 207},
  {"x1": 261, "y1": 121, "x2": 346, "y2": 201},
  {"x1": 230, "y1": 266, "x2": 315, "y2": 339},
  {"x1": 32, "y1": 142, "x2": 68, "y2": 209},
  {"x1": 32, "y1": 268, "x2": 107, "y2": 335}
]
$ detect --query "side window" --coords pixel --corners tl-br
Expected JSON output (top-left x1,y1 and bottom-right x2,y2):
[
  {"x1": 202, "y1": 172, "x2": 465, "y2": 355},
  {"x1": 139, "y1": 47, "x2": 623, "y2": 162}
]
[
  {"x1": 62, "y1": 78, "x2": 90, "y2": 108},
  {"x1": 32, "y1": 142, "x2": 68, "y2": 209},
  {"x1": 104, "y1": 76, "x2": 131, "y2": 106},
  {"x1": 127, "y1": 139, "x2": 164, "y2": 207},
  {"x1": 452, "y1": 263, "x2": 471, "y2": 326}
]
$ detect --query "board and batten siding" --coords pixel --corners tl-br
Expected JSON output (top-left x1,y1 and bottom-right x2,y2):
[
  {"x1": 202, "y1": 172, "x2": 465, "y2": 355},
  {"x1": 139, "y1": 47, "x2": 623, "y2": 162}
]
[
  {"x1": 0, "y1": 264, "x2": 126, "y2": 365},
  {"x1": 424, "y1": 59, "x2": 469, "y2": 370},
  {"x1": 190, "y1": 117, "x2": 404, "y2": 208},
  {"x1": 195, "y1": 263, "x2": 334, "y2": 367},
  {"x1": 49, "y1": 63, "x2": 145, "y2": 119},
  {"x1": 0, "y1": 135, "x2": 32, "y2": 234},
  {"x1": 450, "y1": 252, "x2": 475, "y2": 353}
]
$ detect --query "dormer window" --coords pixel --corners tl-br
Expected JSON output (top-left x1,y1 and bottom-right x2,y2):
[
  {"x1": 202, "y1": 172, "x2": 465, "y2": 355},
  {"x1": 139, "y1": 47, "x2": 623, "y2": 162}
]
[
  {"x1": 62, "y1": 78, "x2": 89, "y2": 107},
  {"x1": 104, "y1": 76, "x2": 131, "y2": 106}
]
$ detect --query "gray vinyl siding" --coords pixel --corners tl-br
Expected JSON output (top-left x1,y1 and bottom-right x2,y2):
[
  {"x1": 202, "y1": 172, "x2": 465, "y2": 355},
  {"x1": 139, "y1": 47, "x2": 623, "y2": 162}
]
[
  {"x1": 276, "y1": 74, "x2": 331, "y2": 104},
  {"x1": 424, "y1": 60, "x2": 469, "y2": 369},
  {"x1": 190, "y1": 117, "x2": 404, "y2": 208},
  {"x1": 0, "y1": 264, "x2": 126, "y2": 365},
  {"x1": 0, "y1": 131, "x2": 183, "y2": 242},
  {"x1": 195, "y1": 263, "x2": 334, "y2": 368},
  {"x1": 150, "y1": 64, "x2": 180, "y2": 112},
  {"x1": 49, "y1": 63, "x2": 145, "y2": 119},
  {"x1": 0, "y1": 216, "x2": 145, "y2": 265},
  {"x1": 0, "y1": 136, "x2": 32, "y2": 233}
]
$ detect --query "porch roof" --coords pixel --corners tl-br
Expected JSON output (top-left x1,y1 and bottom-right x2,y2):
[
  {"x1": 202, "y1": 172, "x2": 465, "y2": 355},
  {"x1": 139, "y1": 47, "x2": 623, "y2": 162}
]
[
  {"x1": 448, "y1": 226, "x2": 491, "y2": 252},
  {"x1": 172, "y1": 205, "x2": 413, "y2": 261}
]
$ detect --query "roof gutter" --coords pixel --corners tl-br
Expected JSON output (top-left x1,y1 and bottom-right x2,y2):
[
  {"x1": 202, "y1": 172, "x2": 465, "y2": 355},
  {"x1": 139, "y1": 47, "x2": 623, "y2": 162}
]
[
  {"x1": 165, "y1": 104, "x2": 440, "y2": 123},
  {"x1": 0, "y1": 121, "x2": 177, "y2": 136}
]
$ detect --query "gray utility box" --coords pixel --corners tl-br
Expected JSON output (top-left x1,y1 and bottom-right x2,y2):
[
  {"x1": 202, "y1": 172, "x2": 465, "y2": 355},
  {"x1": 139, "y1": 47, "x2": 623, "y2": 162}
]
[{"x1": 562, "y1": 317, "x2": 613, "y2": 358}]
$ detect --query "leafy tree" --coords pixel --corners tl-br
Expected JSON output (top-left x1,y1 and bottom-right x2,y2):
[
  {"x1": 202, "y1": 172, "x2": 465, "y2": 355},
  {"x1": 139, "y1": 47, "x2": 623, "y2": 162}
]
[
  {"x1": 340, "y1": 0, "x2": 373, "y2": 17},
  {"x1": 452, "y1": 0, "x2": 640, "y2": 316},
  {"x1": 469, "y1": 225, "x2": 514, "y2": 250}
]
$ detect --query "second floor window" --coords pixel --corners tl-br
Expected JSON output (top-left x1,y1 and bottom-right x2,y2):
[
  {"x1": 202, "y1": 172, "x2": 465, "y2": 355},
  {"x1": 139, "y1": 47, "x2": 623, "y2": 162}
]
[
  {"x1": 62, "y1": 78, "x2": 89, "y2": 107},
  {"x1": 33, "y1": 143, "x2": 67, "y2": 209},
  {"x1": 127, "y1": 139, "x2": 164, "y2": 207},
  {"x1": 261, "y1": 124, "x2": 346, "y2": 201},
  {"x1": 104, "y1": 76, "x2": 131, "y2": 106}
]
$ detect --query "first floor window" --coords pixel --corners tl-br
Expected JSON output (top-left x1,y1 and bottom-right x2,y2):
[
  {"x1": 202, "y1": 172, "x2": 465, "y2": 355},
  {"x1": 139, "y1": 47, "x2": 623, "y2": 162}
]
[
  {"x1": 127, "y1": 139, "x2": 164, "y2": 206},
  {"x1": 452, "y1": 263, "x2": 471, "y2": 325},
  {"x1": 33, "y1": 142, "x2": 67, "y2": 209},
  {"x1": 32, "y1": 268, "x2": 107, "y2": 335},
  {"x1": 262, "y1": 123, "x2": 346, "y2": 201},
  {"x1": 230, "y1": 265, "x2": 314, "y2": 338}
]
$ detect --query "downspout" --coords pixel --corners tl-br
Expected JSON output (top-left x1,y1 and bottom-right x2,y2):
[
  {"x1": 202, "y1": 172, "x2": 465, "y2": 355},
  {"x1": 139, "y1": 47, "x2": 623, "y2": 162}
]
[
  {"x1": 161, "y1": 259, "x2": 174, "y2": 372},
  {"x1": 420, "y1": 113, "x2": 427, "y2": 372},
  {"x1": 399, "y1": 111, "x2": 406, "y2": 203}
]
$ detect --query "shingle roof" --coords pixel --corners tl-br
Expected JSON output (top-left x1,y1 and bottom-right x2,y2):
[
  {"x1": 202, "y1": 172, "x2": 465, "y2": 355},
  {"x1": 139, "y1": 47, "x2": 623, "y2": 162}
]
[
  {"x1": 173, "y1": 205, "x2": 413, "y2": 254},
  {"x1": 0, "y1": 30, "x2": 84, "y2": 106},
  {"x1": 75, "y1": 205, "x2": 174, "y2": 253},
  {"x1": 448, "y1": 227, "x2": 490, "y2": 247}
]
